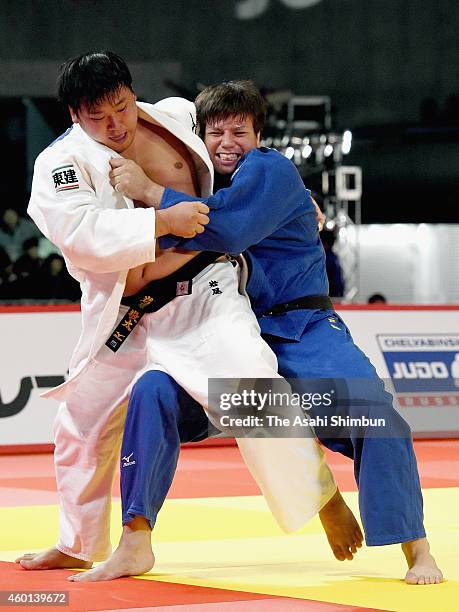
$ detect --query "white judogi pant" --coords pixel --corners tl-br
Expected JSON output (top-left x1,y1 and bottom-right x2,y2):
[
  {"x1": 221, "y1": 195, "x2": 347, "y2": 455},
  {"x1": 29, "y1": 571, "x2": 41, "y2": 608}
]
[{"x1": 54, "y1": 258, "x2": 336, "y2": 561}]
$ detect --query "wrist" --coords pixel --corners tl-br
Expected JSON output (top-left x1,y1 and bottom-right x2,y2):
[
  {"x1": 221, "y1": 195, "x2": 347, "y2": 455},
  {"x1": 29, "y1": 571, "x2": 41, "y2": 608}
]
[
  {"x1": 145, "y1": 182, "x2": 165, "y2": 209},
  {"x1": 154, "y1": 209, "x2": 171, "y2": 237}
]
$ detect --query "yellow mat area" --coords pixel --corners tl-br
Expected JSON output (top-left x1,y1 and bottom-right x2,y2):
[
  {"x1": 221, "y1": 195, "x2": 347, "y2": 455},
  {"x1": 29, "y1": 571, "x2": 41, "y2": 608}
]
[{"x1": 1, "y1": 489, "x2": 458, "y2": 612}]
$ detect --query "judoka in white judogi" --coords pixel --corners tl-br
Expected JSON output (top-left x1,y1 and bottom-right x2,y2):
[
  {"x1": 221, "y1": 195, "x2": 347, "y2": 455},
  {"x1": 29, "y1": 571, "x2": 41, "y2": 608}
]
[{"x1": 28, "y1": 98, "x2": 336, "y2": 562}]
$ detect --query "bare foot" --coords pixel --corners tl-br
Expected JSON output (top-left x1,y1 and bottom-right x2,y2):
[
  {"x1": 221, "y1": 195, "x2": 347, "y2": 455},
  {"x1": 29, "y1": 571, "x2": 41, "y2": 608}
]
[
  {"x1": 15, "y1": 547, "x2": 92, "y2": 571},
  {"x1": 319, "y1": 489, "x2": 363, "y2": 561},
  {"x1": 68, "y1": 516, "x2": 154, "y2": 582},
  {"x1": 402, "y1": 538, "x2": 443, "y2": 585}
]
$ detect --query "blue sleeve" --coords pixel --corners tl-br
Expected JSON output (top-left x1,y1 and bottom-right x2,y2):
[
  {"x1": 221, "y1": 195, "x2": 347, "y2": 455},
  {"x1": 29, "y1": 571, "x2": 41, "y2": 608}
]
[{"x1": 159, "y1": 150, "x2": 312, "y2": 253}]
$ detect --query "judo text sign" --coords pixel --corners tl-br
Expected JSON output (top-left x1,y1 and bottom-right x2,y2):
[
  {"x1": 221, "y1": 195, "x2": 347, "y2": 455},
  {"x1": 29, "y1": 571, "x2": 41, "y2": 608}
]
[{"x1": 377, "y1": 334, "x2": 459, "y2": 407}]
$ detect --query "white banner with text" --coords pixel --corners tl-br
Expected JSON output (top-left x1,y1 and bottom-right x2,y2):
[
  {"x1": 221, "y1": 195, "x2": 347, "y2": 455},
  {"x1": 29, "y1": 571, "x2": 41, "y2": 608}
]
[{"x1": 1, "y1": 306, "x2": 458, "y2": 449}]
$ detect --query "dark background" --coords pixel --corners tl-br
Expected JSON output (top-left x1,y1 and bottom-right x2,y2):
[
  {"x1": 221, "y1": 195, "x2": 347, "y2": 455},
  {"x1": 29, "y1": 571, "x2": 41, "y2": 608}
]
[{"x1": 1, "y1": 0, "x2": 458, "y2": 222}]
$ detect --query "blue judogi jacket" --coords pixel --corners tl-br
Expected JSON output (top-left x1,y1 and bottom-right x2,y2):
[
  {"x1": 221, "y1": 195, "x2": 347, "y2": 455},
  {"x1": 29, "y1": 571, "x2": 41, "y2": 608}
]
[{"x1": 159, "y1": 147, "x2": 329, "y2": 341}]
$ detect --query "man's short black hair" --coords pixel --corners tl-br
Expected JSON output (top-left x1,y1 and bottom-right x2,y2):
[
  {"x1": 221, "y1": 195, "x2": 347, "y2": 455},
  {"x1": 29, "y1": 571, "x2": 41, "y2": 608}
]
[
  {"x1": 57, "y1": 50, "x2": 133, "y2": 114},
  {"x1": 195, "y1": 80, "x2": 267, "y2": 138}
]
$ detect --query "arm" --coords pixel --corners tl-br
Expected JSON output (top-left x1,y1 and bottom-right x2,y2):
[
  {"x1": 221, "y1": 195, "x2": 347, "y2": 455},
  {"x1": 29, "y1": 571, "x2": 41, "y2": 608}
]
[
  {"x1": 159, "y1": 150, "x2": 314, "y2": 253},
  {"x1": 28, "y1": 153, "x2": 208, "y2": 274},
  {"x1": 28, "y1": 153, "x2": 157, "y2": 274}
]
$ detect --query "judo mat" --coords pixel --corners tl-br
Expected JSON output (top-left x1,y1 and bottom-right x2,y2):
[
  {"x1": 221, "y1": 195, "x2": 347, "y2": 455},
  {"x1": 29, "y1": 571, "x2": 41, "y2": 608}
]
[{"x1": 0, "y1": 440, "x2": 457, "y2": 611}]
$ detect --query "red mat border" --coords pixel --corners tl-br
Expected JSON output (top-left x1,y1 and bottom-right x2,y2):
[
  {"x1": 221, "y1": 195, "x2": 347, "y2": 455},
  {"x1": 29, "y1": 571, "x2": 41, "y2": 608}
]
[{"x1": 0, "y1": 561, "x2": 386, "y2": 612}]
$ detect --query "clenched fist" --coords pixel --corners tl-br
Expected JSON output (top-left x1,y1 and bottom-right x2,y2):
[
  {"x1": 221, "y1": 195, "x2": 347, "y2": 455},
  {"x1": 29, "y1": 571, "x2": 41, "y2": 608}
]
[
  {"x1": 156, "y1": 201, "x2": 210, "y2": 238},
  {"x1": 109, "y1": 158, "x2": 157, "y2": 203}
]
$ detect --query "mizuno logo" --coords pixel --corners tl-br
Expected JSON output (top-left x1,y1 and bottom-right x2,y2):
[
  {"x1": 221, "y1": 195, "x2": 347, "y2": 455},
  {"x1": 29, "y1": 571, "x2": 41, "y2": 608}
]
[{"x1": 122, "y1": 452, "x2": 136, "y2": 467}]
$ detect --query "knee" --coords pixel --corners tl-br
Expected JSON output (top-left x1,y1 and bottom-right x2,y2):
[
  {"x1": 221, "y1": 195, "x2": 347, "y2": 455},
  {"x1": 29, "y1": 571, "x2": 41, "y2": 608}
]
[
  {"x1": 130, "y1": 371, "x2": 181, "y2": 419},
  {"x1": 385, "y1": 408, "x2": 412, "y2": 437},
  {"x1": 132, "y1": 370, "x2": 177, "y2": 401}
]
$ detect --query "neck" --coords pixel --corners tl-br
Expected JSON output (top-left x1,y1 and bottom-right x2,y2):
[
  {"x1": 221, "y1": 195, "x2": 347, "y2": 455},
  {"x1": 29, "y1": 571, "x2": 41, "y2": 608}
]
[{"x1": 121, "y1": 134, "x2": 137, "y2": 160}]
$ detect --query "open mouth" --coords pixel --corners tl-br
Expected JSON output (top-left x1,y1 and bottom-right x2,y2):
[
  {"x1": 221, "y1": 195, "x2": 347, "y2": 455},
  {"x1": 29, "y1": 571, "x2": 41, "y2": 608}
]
[{"x1": 216, "y1": 153, "x2": 240, "y2": 162}]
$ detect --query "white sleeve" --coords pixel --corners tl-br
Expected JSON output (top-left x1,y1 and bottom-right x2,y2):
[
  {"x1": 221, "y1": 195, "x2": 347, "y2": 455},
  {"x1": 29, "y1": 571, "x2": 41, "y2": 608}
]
[{"x1": 28, "y1": 152, "x2": 156, "y2": 274}]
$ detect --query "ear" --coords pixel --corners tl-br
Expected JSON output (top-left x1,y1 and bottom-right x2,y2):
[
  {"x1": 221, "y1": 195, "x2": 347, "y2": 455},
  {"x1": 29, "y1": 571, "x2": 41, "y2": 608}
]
[
  {"x1": 256, "y1": 132, "x2": 261, "y2": 146},
  {"x1": 69, "y1": 107, "x2": 79, "y2": 124}
]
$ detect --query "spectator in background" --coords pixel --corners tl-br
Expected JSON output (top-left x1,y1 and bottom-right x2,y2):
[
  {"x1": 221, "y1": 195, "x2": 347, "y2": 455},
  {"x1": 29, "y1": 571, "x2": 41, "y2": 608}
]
[
  {"x1": 1, "y1": 244, "x2": 79, "y2": 302},
  {"x1": 36, "y1": 254, "x2": 80, "y2": 302},
  {"x1": 320, "y1": 228, "x2": 344, "y2": 298},
  {"x1": 12, "y1": 237, "x2": 42, "y2": 279},
  {"x1": 368, "y1": 293, "x2": 387, "y2": 304},
  {"x1": 0, "y1": 246, "x2": 12, "y2": 292},
  {"x1": 0, "y1": 208, "x2": 40, "y2": 262},
  {"x1": 2, "y1": 237, "x2": 41, "y2": 300}
]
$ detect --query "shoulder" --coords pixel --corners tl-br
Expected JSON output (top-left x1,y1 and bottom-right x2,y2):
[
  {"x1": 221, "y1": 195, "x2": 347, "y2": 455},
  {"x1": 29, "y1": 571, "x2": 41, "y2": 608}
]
[
  {"x1": 237, "y1": 147, "x2": 301, "y2": 182},
  {"x1": 138, "y1": 98, "x2": 197, "y2": 134},
  {"x1": 35, "y1": 126, "x2": 77, "y2": 163},
  {"x1": 245, "y1": 147, "x2": 295, "y2": 169},
  {"x1": 48, "y1": 126, "x2": 76, "y2": 149},
  {"x1": 35, "y1": 126, "x2": 102, "y2": 172},
  {"x1": 33, "y1": 142, "x2": 100, "y2": 198}
]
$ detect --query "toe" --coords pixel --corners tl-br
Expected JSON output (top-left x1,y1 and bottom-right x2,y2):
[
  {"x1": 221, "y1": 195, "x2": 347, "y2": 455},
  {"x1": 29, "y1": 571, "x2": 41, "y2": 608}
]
[
  {"x1": 344, "y1": 548, "x2": 354, "y2": 561},
  {"x1": 405, "y1": 571, "x2": 418, "y2": 585},
  {"x1": 15, "y1": 554, "x2": 34, "y2": 562},
  {"x1": 333, "y1": 547, "x2": 346, "y2": 561}
]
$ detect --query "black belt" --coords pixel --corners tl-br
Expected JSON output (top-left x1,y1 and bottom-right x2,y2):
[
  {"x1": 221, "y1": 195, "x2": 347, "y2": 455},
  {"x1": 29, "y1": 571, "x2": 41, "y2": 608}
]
[
  {"x1": 106, "y1": 251, "x2": 224, "y2": 353},
  {"x1": 261, "y1": 295, "x2": 333, "y2": 317}
]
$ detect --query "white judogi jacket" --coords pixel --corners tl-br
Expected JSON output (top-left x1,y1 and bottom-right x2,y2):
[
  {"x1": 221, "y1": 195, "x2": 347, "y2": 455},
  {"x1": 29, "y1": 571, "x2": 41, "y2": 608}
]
[{"x1": 28, "y1": 99, "x2": 213, "y2": 401}]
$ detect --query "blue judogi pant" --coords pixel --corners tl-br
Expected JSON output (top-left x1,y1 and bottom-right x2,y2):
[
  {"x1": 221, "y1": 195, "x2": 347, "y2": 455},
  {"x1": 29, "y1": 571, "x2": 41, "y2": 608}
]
[
  {"x1": 120, "y1": 370, "x2": 211, "y2": 528},
  {"x1": 121, "y1": 309, "x2": 425, "y2": 545},
  {"x1": 267, "y1": 309, "x2": 425, "y2": 545}
]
